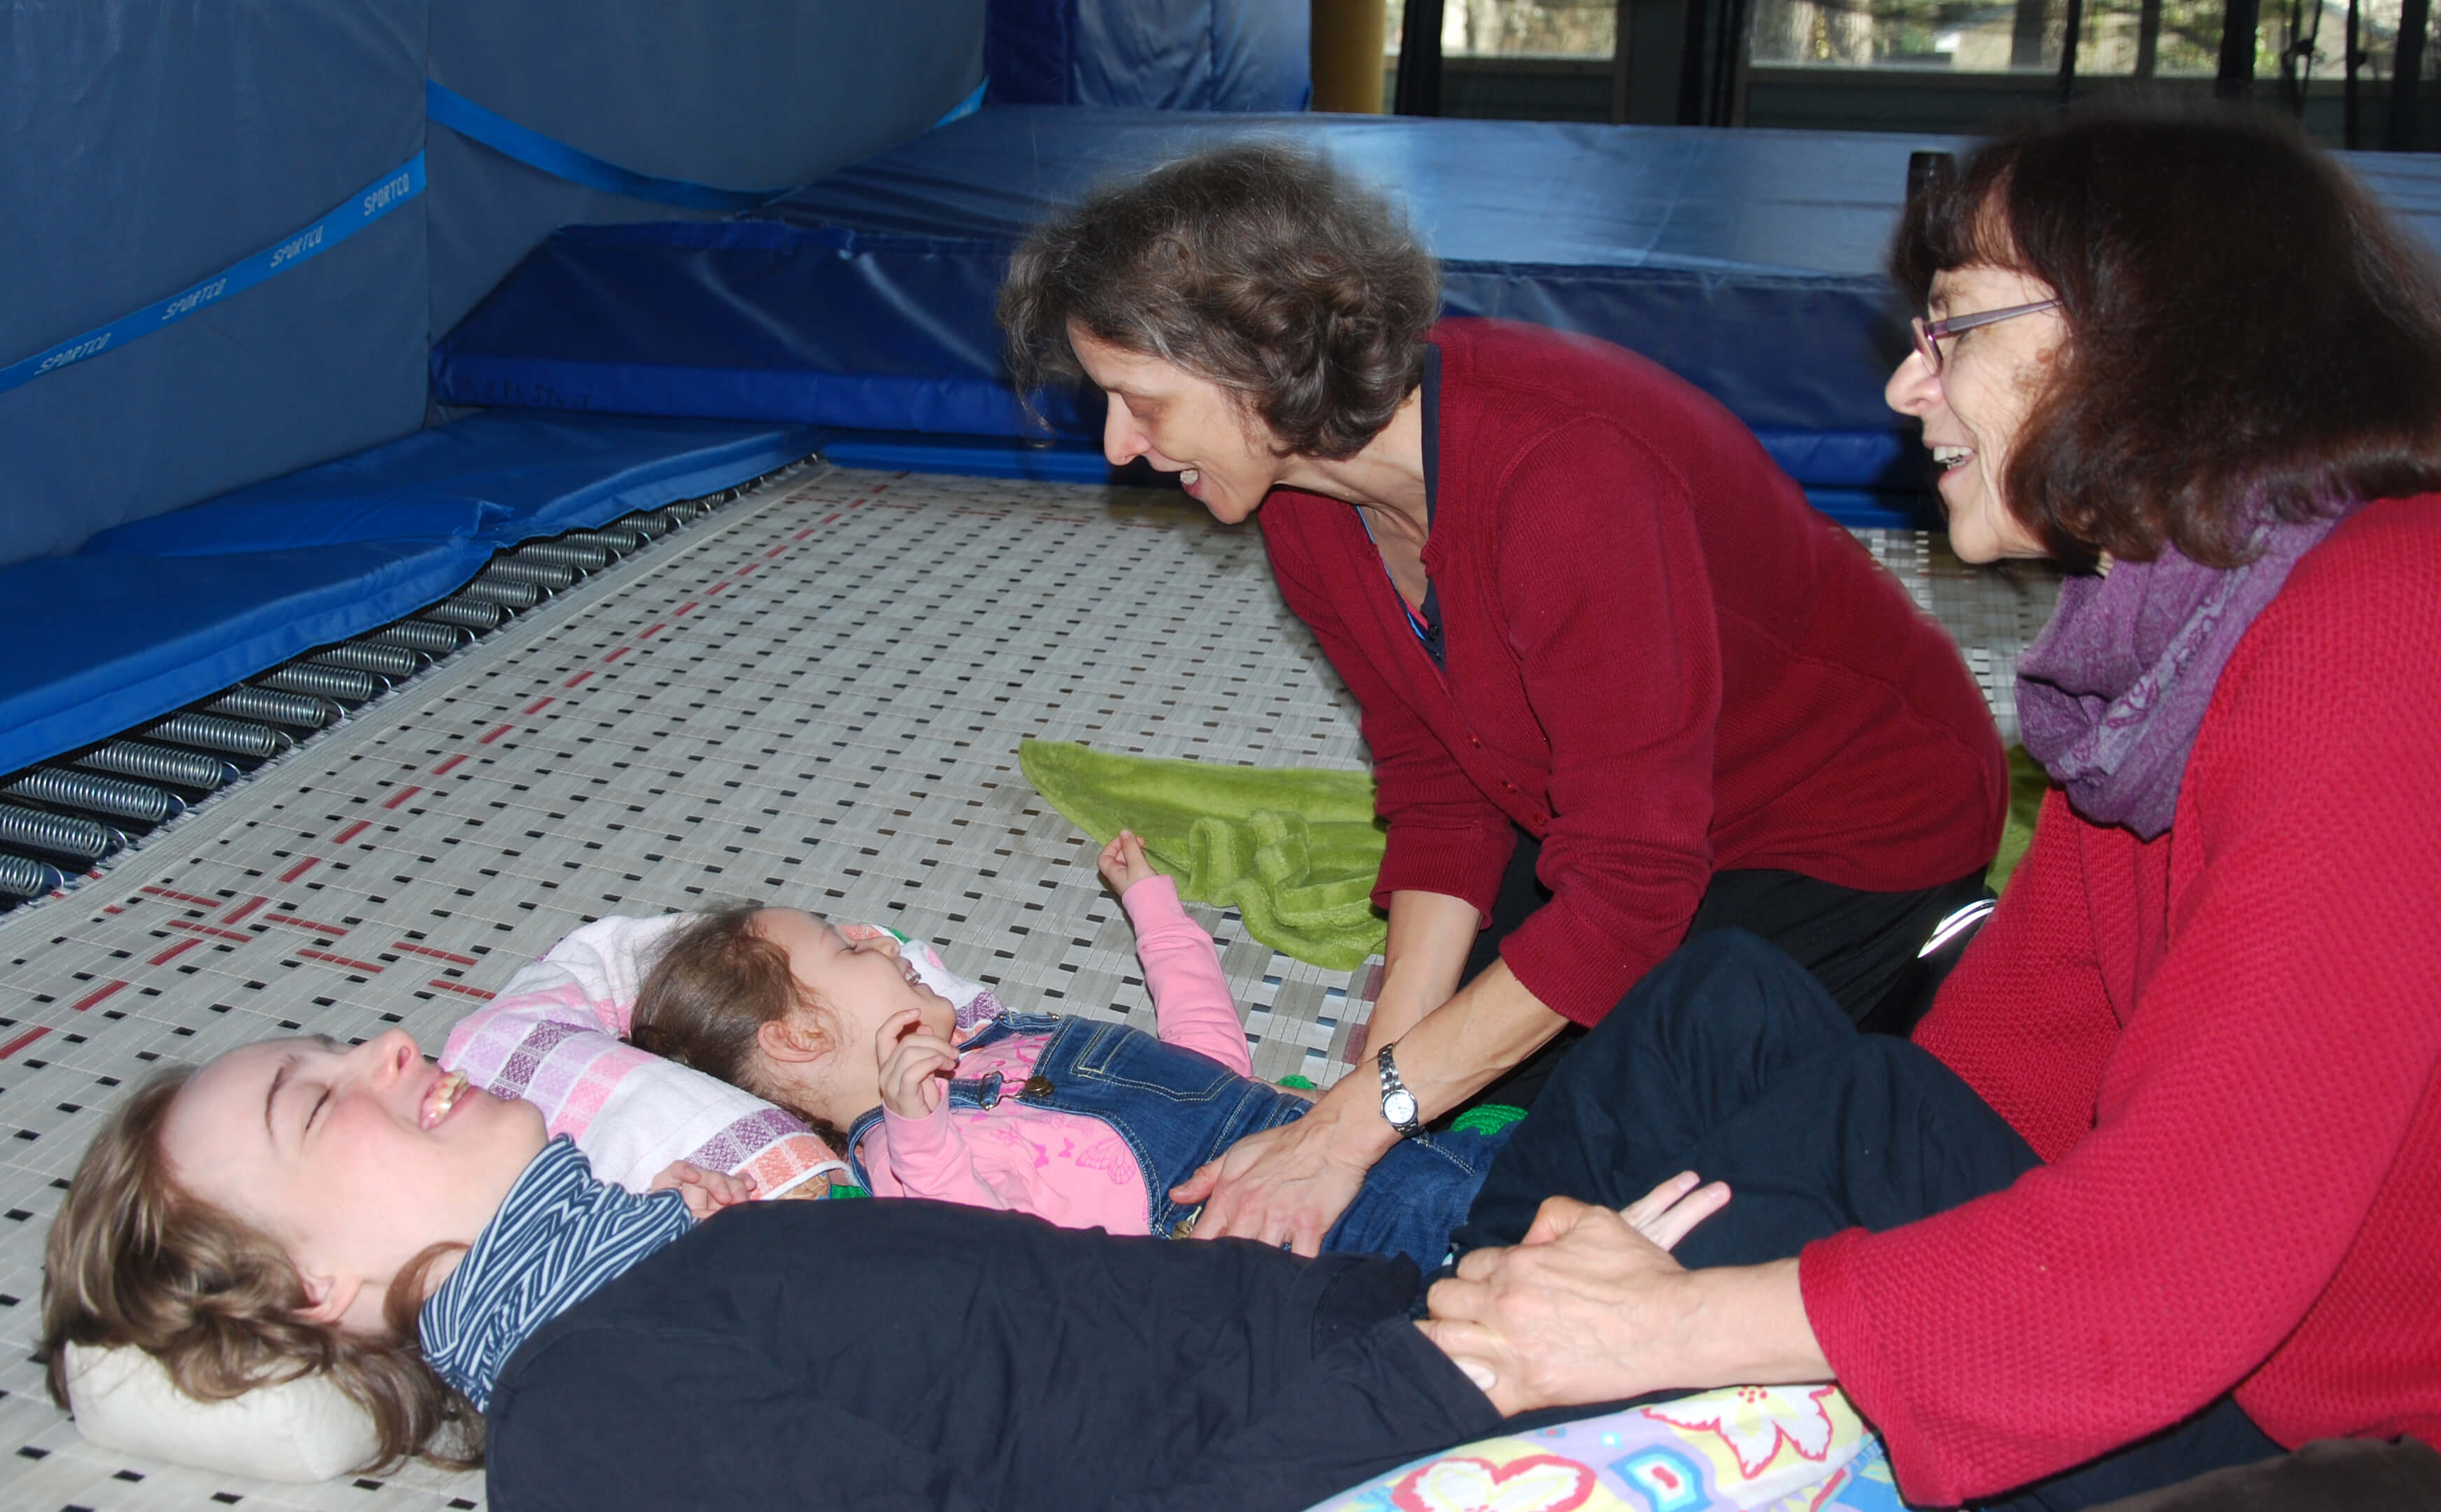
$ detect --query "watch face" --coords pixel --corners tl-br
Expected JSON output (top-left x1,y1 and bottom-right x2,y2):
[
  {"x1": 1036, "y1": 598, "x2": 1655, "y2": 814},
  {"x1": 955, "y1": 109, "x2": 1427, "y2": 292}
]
[{"x1": 1384, "y1": 1089, "x2": 1419, "y2": 1126}]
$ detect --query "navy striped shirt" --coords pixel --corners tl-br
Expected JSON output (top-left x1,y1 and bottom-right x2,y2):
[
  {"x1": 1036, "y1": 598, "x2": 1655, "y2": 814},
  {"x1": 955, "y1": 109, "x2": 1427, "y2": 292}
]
[{"x1": 418, "y1": 1135, "x2": 694, "y2": 1411}]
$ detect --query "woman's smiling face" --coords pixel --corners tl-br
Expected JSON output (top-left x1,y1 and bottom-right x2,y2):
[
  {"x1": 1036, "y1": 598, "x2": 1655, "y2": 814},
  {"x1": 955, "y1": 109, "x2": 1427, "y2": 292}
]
[
  {"x1": 1069, "y1": 323, "x2": 1288, "y2": 524},
  {"x1": 1884, "y1": 262, "x2": 2066, "y2": 564},
  {"x1": 163, "y1": 1030, "x2": 546, "y2": 1334}
]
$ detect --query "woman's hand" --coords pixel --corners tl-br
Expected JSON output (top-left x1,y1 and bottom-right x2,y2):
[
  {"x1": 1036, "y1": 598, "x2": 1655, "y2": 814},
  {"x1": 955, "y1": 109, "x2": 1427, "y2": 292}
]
[
  {"x1": 1099, "y1": 830, "x2": 1158, "y2": 894},
  {"x1": 1416, "y1": 1180, "x2": 1733, "y2": 1415},
  {"x1": 648, "y1": 1159, "x2": 759, "y2": 1220},
  {"x1": 1170, "y1": 1101, "x2": 1388, "y2": 1254},
  {"x1": 877, "y1": 1006, "x2": 959, "y2": 1119}
]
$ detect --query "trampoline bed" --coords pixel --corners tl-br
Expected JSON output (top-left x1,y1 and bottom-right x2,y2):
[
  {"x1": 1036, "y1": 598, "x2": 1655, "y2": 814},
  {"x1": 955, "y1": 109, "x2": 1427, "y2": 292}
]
[{"x1": 0, "y1": 463, "x2": 2055, "y2": 1508}]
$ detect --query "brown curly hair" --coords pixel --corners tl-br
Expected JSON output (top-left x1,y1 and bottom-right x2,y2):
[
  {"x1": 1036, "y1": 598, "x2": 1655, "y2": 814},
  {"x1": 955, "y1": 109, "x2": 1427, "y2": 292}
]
[
  {"x1": 999, "y1": 141, "x2": 1443, "y2": 460},
  {"x1": 1894, "y1": 102, "x2": 2441, "y2": 571},
  {"x1": 40, "y1": 1068, "x2": 480, "y2": 1471}
]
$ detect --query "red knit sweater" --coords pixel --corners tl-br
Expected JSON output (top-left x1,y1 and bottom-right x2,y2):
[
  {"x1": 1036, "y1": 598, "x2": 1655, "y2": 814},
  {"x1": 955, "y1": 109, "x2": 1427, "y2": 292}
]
[
  {"x1": 1260, "y1": 319, "x2": 2004, "y2": 1024},
  {"x1": 1802, "y1": 498, "x2": 2441, "y2": 1504}
]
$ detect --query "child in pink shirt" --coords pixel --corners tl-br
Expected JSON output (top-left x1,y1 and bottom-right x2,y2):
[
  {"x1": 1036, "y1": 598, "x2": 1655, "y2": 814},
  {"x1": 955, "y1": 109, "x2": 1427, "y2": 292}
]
[{"x1": 625, "y1": 834, "x2": 1508, "y2": 1266}]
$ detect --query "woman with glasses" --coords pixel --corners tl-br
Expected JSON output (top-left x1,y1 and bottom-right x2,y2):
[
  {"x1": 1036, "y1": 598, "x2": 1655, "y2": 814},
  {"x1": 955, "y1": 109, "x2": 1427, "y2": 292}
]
[
  {"x1": 999, "y1": 146, "x2": 2007, "y2": 1257},
  {"x1": 1420, "y1": 106, "x2": 2441, "y2": 1510}
]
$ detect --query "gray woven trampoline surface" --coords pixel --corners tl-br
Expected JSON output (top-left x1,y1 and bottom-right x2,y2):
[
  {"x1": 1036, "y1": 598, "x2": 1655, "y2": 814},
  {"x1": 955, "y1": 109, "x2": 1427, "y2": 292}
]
[{"x1": 0, "y1": 465, "x2": 2054, "y2": 1510}]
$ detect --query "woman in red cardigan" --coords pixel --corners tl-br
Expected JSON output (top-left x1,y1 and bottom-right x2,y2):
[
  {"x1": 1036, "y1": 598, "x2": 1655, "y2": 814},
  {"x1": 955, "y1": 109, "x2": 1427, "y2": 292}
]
[
  {"x1": 1419, "y1": 107, "x2": 2441, "y2": 1508},
  {"x1": 1000, "y1": 146, "x2": 2006, "y2": 1254}
]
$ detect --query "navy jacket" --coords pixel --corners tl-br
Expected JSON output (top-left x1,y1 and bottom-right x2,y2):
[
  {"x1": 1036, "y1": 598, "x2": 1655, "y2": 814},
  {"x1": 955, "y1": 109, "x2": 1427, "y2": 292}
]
[{"x1": 483, "y1": 1198, "x2": 1499, "y2": 1511}]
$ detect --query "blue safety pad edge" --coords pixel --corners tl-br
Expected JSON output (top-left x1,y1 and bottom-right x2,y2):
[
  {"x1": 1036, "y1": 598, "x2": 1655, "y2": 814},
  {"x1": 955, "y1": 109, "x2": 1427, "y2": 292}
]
[
  {"x1": 0, "y1": 540, "x2": 490, "y2": 778},
  {"x1": 432, "y1": 223, "x2": 1915, "y2": 486},
  {"x1": 804, "y1": 430, "x2": 1938, "y2": 528},
  {"x1": 0, "y1": 411, "x2": 823, "y2": 778}
]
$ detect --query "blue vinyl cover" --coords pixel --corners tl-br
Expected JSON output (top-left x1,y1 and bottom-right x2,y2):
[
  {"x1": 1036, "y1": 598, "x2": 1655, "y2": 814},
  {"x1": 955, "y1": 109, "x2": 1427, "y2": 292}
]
[
  {"x1": 432, "y1": 110, "x2": 1960, "y2": 498},
  {"x1": 987, "y1": 0, "x2": 1310, "y2": 111},
  {"x1": 0, "y1": 413, "x2": 820, "y2": 776}
]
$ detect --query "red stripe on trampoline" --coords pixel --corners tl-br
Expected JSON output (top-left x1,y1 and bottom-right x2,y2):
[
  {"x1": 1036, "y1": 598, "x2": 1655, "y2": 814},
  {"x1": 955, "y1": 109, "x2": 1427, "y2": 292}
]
[
  {"x1": 148, "y1": 939, "x2": 203, "y2": 967},
  {"x1": 767, "y1": 542, "x2": 792, "y2": 556},
  {"x1": 69, "y1": 981, "x2": 128, "y2": 1013},
  {"x1": 603, "y1": 646, "x2": 633, "y2": 663},
  {"x1": 392, "y1": 941, "x2": 478, "y2": 965},
  {"x1": 0, "y1": 1026, "x2": 51, "y2": 1060},
  {"x1": 821, "y1": 512, "x2": 842, "y2": 525},
  {"x1": 428, "y1": 979, "x2": 494, "y2": 1000},
  {"x1": 103, "y1": 904, "x2": 124, "y2": 915},
  {"x1": 705, "y1": 582, "x2": 730, "y2": 596},
  {"x1": 166, "y1": 920, "x2": 251, "y2": 943},
  {"x1": 433, "y1": 753, "x2": 469, "y2": 776},
  {"x1": 523, "y1": 696, "x2": 555, "y2": 715},
  {"x1": 141, "y1": 886, "x2": 222, "y2": 909},
  {"x1": 672, "y1": 601, "x2": 700, "y2": 617},
  {"x1": 332, "y1": 820, "x2": 371, "y2": 845},
  {"x1": 478, "y1": 723, "x2": 516, "y2": 745},
  {"x1": 263, "y1": 913, "x2": 349, "y2": 937},
  {"x1": 794, "y1": 526, "x2": 818, "y2": 540},
  {"x1": 382, "y1": 785, "x2": 423, "y2": 810},
  {"x1": 298, "y1": 949, "x2": 384, "y2": 974},
  {"x1": 279, "y1": 855, "x2": 322, "y2": 883},
  {"x1": 221, "y1": 895, "x2": 271, "y2": 925},
  {"x1": 563, "y1": 670, "x2": 595, "y2": 689},
  {"x1": 636, "y1": 623, "x2": 667, "y2": 641}
]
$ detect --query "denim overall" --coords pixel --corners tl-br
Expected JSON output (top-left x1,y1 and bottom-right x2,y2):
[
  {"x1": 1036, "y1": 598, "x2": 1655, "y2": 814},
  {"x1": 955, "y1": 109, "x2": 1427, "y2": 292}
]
[{"x1": 843, "y1": 1011, "x2": 1511, "y2": 1268}]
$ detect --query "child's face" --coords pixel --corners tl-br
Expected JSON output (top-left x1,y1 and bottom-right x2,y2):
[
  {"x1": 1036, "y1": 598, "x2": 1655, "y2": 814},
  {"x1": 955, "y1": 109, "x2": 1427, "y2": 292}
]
[
  {"x1": 750, "y1": 910, "x2": 958, "y2": 1116},
  {"x1": 165, "y1": 1030, "x2": 546, "y2": 1335}
]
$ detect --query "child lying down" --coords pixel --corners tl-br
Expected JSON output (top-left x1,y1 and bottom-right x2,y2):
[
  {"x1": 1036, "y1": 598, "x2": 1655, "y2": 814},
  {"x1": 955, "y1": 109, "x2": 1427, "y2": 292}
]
[{"x1": 626, "y1": 832, "x2": 1509, "y2": 1267}]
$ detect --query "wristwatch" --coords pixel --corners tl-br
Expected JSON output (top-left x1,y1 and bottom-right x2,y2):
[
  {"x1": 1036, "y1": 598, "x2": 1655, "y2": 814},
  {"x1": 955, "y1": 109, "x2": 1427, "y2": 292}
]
[{"x1": 1376, "y1": 1044, "x2": 1425, "y2": 1138}]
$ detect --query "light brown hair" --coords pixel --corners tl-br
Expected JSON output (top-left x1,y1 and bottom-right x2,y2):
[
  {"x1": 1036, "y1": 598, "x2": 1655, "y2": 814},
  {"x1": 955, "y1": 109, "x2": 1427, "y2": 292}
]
[
  {"x1": 39, "y1": 1068, "x2": 480, "y2": 1471},
  {"x1": 999, "y1": 141, "x2": 1442, "y2": 459},
  {"x1": 628, "y1": 905, "x2": 843, "y2": 1142}
]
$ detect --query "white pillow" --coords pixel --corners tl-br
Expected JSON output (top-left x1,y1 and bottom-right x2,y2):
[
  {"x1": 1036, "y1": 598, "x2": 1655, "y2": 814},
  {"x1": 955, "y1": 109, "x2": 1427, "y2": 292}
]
[{"x1": 64, "y1": 1341, "x2": 379, "y2": 1483}]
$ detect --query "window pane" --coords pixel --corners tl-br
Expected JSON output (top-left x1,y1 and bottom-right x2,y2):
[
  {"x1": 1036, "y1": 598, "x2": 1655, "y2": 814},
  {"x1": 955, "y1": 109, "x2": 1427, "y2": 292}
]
[
  {"x1": 1386, "y1": 0, "x2": 1618, "y2": 58},
  {"x1": 1748, "y1": 0, "x2": 2412, "y2": 74}
]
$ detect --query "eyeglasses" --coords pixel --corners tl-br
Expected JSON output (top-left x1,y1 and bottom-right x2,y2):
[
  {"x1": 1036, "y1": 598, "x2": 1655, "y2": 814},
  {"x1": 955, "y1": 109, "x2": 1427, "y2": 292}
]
[{"x1": 1910, "y1": 298, "x2": 2063, "y2": 375}]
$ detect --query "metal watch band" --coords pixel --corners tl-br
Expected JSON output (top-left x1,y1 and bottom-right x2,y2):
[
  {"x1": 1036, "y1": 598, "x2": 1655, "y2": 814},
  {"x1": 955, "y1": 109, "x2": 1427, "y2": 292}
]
[{"x1": 1376, "y1": 1043, "x2": 1425, "y2": 1138}]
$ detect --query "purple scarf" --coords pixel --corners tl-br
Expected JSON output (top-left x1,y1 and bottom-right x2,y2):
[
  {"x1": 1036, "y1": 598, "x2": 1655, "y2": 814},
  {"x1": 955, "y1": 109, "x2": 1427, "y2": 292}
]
[{"x1": 2015, "y1": 506, "x2": 2358, "y2": 839}]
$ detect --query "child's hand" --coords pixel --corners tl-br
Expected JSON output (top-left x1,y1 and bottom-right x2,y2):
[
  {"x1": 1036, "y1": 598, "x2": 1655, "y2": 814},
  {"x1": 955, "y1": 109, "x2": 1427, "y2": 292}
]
[
  {"x1": 877, "y1": 1005, "x2": 959, "y2": 1119},
  {"x1": 1098, "y1": 830, "x2": 1158, "y2": 894},
  {"x1": 650, "y1": 1159, "x2": 758, "y2": 1220}
]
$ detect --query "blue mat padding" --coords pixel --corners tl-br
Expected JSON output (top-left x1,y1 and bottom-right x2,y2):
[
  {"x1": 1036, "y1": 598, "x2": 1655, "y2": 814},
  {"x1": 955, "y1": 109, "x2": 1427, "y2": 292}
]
[
  {"x1": 0, "y1": 412, "x2": 820, "y2": 778},
  {"x1": 431, "y1": 108, "x2": 1954, "y2": 514}
]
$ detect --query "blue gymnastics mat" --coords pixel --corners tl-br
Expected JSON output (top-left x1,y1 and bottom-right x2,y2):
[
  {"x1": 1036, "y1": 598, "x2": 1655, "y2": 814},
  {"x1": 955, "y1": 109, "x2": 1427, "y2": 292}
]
[
  {"x1": 433, "y1": 108, "x2": 1980, "y2": 524},
  {"x1": 0, "y1": 412, "x2": 820, "y2": 777}
]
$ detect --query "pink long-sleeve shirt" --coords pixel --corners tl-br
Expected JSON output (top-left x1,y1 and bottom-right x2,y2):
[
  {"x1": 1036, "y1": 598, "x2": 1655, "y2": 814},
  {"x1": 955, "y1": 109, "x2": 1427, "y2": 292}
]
[{"x1": 853, "y1": 876, "x2": 1253, "y2": 1233}]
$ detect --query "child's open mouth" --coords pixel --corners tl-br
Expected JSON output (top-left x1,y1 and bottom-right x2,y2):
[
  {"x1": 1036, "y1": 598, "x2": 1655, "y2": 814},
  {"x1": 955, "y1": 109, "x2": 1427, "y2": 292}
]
[{"x1": 421, "y1": 1069, "x2": 469, "y2": 1130}]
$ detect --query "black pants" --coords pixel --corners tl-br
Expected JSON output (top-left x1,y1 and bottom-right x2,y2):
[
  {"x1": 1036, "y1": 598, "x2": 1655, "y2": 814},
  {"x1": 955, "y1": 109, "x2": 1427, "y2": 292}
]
[
  {"x1": 1450, "y1": 930, "x2": 2279, "y2": 1512},
  {"x1": 1450, "y1": 831, "x2": 1989, "y2": 1116}
]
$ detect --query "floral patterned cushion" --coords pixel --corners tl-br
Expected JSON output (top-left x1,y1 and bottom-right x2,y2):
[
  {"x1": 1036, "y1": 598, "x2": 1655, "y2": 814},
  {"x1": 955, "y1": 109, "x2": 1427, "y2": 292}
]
[{"x1": 1303, "y1": 1384, "x2": 1908, "y2": 1512}]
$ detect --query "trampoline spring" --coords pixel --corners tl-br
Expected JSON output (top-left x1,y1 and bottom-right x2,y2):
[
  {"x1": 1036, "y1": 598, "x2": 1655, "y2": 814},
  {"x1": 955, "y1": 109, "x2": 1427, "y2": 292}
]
[
  {"x1": 312, "y1": 641, "x2": 428, "y2": 678},
  {"x1": 513, "y1": 539, "x2": 611, "y2": 571},
  {"x1": 78, "y1": 740, "x2": 236, "y2": 790},
  {"x1": 480, "y1": 557, "x2": 578, "y2": 591},
  {"x1": 260, "y1": 664, "x2": 388, "y2": 702},
  {"x1": 0, "y1": 802, "x2": 122, "y2": 862},
  {"x1": 613, "y1": 509, "x2": 675, "y2": 540},
  {"x1": 0, "y1": 852, "x2": 63, "y2": 898},
  {"x1": 459, "y1": 576, "x2": 543, "y2": 610},
  {"x1": 368, "y1": 620, "x2": 470, "y2": 654},
  {"x1": 562, "y1": 527, "x2": 645, "y2": 556},
  {"x1": 420, "y1": 597, "x2": 506, "y2": 630},
  {"x1": 4, "y1": 768, "x2": 183, "y2": 825},
  {"x1": 148, "y1": 713, "x2": 292, "y2": 758},
  {"x1": 205, "y1": 686, "x2": 341, "y2": 729}
]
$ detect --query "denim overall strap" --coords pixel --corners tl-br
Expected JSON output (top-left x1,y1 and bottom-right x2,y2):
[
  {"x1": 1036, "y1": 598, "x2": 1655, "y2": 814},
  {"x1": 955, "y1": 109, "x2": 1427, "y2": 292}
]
[
  {"x1": 1015, "y1": 1017, "x2": 1309, "y2": 1236},
  {"x1": 841, "y1": 1069, "x2": 1008, "y2": 1189}
]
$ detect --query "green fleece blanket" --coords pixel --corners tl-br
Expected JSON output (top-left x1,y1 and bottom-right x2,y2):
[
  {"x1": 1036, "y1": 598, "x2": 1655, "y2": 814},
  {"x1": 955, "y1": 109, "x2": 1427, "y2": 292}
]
[{"x1": 1017, "y1": 739, "x2": 1390, "y2": 970}]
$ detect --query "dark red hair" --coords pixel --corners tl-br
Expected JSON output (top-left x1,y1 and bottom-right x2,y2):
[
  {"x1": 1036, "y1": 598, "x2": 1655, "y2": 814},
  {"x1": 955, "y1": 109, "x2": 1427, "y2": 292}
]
[{"x1": 1894, "y1": 103, "x2": 2441, "y2": 568}]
